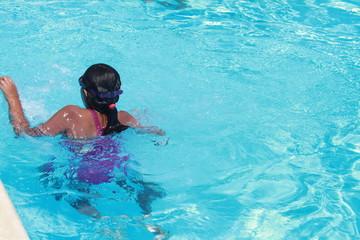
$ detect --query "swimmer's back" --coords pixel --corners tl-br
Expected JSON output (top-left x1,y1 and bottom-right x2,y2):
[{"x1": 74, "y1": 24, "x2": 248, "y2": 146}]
[
  {"x1": 38, "y1": 105, "x2": 101, "y2": 139},
  {"x1": 39, "y1": 105, "x2": 137, "y2": 139}
]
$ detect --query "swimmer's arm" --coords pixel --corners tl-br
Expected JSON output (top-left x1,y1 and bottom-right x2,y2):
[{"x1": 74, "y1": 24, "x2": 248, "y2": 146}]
[
  {"x1": 0, "y1": 76, "x2": 35, "y2": 136},
  {"x1": 36, "y1": 106, "x2": 76, "y2": 136},
  {"x1": 118, "y1": 111, "x2": 165, "y2": 136},
  {"x1": 0, "y1": 76, "x2": 70, "y2": 136}
]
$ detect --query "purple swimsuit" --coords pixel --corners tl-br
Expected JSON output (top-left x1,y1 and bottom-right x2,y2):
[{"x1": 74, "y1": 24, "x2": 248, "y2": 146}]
[
  {"x1": 43, "y1": 109, "x2": 129, "y2": 185},
  {"x1": 89, "y1": 109, "x2": 103, "y2": 136},
  {"x1": 66, "y1": 109, "x2": 129, "y2": 184}
]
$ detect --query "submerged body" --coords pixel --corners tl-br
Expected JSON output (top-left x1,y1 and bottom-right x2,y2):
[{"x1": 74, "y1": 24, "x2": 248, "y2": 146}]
[
  {"x1": 41, "y1": 137, "x2": 130, "y2": 186},
  {"x1": 39, "y1": 134, "x2": 165, "y2": 218}
]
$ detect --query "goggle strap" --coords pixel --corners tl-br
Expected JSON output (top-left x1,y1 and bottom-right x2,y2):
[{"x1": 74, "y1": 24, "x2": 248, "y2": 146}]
[
  {"x1": 80, "y1": 77, "x2": 123, "y2": 99},
  {"x1": 87, "y1": 89, "x2": 123, "y2": 99}
]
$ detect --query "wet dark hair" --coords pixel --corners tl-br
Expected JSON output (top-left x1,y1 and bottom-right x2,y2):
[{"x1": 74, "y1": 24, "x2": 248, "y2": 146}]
[{"x1": 80, "y1": 63, "x2": 128, "y2": 135}]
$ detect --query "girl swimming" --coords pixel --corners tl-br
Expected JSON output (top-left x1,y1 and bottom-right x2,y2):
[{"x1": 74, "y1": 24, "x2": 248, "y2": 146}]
[
  {"x1": 0, "y1": 64, "x2": 168, "y2": 239},
  {"x1": 0, "y1": 63, "x2": 165, "y2": 138}
]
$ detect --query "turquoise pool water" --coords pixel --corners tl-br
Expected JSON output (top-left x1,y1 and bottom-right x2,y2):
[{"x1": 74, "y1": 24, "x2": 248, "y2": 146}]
[{"x1": 0, "y1": 0, "x2": 359, "y2": 239}]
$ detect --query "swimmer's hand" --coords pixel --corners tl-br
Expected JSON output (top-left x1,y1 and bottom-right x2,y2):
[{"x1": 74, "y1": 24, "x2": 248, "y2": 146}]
[
  {"x1": 0, "y1": 76, "x2": 36, "y2": 136},
  {"x1": 157, "y1": 129, "x2": 166, "y2": 136},
  {"x1": 0, "y1": 76, "x2": 19, "y2": 101},
  {"x1": 135, "y1": 126, "x2": 165, "y2": 136},
  {"x1": 147, "y1": 126, "x2": 166, "y2": 136}
]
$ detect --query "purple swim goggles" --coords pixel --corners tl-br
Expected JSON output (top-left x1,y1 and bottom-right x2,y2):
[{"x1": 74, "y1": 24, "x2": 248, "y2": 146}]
[{"x1": 79, "y1": 77, "x2": 123, "y2": 99}]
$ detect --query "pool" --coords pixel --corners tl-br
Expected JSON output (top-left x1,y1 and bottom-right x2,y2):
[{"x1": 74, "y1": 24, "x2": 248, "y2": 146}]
[{"x1": 0, "y1": 0, "x2": 359, "y2": 239}]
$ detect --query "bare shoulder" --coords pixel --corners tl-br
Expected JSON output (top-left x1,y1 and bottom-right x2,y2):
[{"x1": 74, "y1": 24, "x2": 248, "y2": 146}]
[
  {"x1": 55, "y1": 105, "x2": 88, "y2": 119},
  {"x1": 62, "y1": 105, "x2": 84, "y2": 112},
  {"x1": 118, "y1": 110, "x2": 138, "y2": 126},
  {"x1": 39, "y1": 105, "x2": 89, "y2": 137}
]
